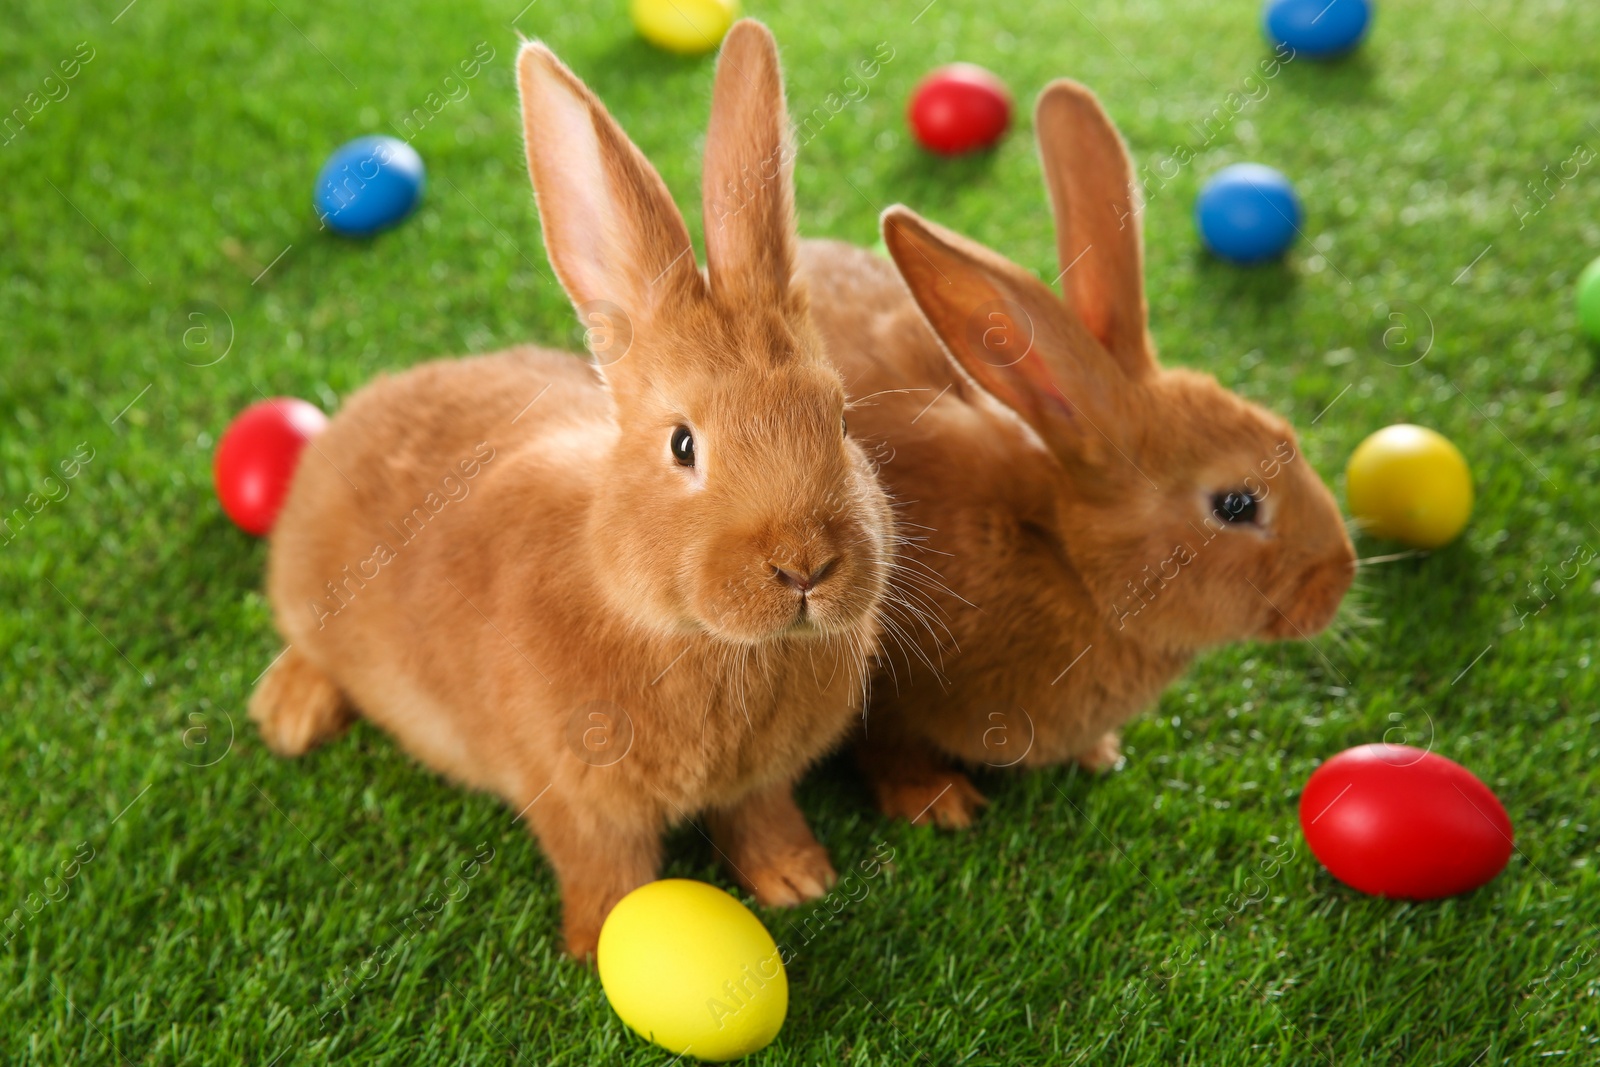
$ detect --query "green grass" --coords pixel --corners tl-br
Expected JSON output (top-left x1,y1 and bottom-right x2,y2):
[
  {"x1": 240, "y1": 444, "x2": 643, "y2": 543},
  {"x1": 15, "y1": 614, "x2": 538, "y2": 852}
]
[{"x1": 4, "y1": 0, "x2": 1599, "y2": 1062}]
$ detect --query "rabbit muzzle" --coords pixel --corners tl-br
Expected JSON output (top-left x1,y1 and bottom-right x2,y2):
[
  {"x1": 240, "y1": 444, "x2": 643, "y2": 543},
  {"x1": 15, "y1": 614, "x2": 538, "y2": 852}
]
[{"x1": 1261, "y1": 551, "x2": 1356, "y2": 639}]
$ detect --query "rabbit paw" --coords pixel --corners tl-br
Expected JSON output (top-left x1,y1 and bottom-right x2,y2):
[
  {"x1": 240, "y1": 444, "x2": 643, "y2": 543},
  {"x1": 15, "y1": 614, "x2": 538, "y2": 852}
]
[
  {"x1": 1075, "y1": 731, "x2": 1125, "y2": 773},
  {"x1": 562, "y1": 911, "x2": 604, "y2": 962},
  {"x1": 739, "y1": 842, "x2": 838, "y2": 908},
  {"x1": 877, "y1": 771, "x2": 988, "y2": 829},
  {"x1": 249, "y1": 648, "x2": 354, "y2": 757},
  {"x1": 708, "y1": 785, "x2": 837, "y2": 907}
]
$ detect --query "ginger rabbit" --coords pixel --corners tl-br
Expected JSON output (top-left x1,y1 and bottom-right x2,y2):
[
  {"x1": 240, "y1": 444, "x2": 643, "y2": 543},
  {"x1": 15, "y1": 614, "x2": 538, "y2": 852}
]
[
  {"x1": 251, "y1": 22, "x2": 892, "y2": 955},
  {"x1": 800, "y1": 80, "x2": 1354, "y2": 827}
]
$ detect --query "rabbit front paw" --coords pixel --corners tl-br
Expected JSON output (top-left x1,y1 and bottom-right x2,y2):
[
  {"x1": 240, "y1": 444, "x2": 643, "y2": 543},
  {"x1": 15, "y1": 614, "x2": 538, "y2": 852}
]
[
  {"x1": 876, "y1": 770, "x2": 988, "y2": 829},
  {"x1": 1074, "y1": 731, "x2": 1124, "y2": 773},
  {"x1": 710, "y1": 783, "x2": 838, "y2": 907},
  {"x1": 738, "y1": 842, "x2": 838, "y2": 908},
  {"x1": 248, "y1": 647, "x2": 355, "y2": 756}
]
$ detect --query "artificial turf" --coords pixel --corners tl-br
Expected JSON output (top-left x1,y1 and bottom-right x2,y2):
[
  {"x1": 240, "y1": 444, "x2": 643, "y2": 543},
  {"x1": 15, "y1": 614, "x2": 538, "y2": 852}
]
[{"x1": 4, "y1": 0, "x2": 1599, "y2": 1063}]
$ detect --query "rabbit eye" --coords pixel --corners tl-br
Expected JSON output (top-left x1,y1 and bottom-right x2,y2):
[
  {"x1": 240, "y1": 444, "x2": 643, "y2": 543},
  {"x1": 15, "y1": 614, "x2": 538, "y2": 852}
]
[
  {"x1": 670, "y1": 425, "x2": 696, "y2": 467},
  {"x1": 841, "y1": 414, "x2": 849, "y2": 438},
  {"x1": 1212, "y1": 490, "x2": 1260, "y2": 524}
]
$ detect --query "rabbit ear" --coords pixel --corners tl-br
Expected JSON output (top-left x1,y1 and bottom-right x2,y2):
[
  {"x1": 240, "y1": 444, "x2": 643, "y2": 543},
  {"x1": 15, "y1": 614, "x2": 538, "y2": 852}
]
[
  {"x1": 1035, "y1": 80, "x2": 1154, "y2": 377},
  {"x1": 517, "y1": 42, "x2": 703, "y2": 324},
  {"x1": 881, "y1": 205, "x2": 1126, "y2": 463},
  {"x1": 701, "y1": 20, "x2": 800, "y2": 311}
]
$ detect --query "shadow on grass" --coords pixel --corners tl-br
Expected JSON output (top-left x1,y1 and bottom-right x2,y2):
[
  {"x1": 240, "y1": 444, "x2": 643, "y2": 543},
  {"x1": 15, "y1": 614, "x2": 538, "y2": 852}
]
[
  {"x1": 168, "y1": 511, "x2": 270, "y2": 645},
  {"x1": 885, "y1": 145, "x2": 1007, "y2": 214},
  {"x1": 1338, "y1": 538, "x2": 1490, "y2": 650},
  {"x1": 585, "y1": 35, "x2": 717, "y2": 101},
  {"x1": 1580, "y1": 340, "x2": 1600, "y2": 389},
  {"x1": 1188, "y1": 246, "x2": 1301, "y2": 314},
  {"x1": 1273, "y1": 47, "x2": 1382, "y2": 104}
]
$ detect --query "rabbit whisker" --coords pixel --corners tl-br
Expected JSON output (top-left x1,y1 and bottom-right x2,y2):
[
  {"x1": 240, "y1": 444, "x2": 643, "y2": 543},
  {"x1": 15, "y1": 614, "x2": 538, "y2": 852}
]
[
  {"x1": 875, "y1": 599, "x2": 947, "y2": 690},
  {"x1": 885, "y1": 585, "x2": 956, "y2": 654},
  {"x1": 883, "y1": 550, "x2": 958, "y2": 633},
  {"x1": 1318, "y1": 581, "x2": 1381, "y2": 657},
  {"x1": 1355, "y1": 549, "x2": 1427, "y2": 566},
  {"x1": 888, "y1": 553, "x2": 973, "y2": 611},
  {"x1": 849, "y1": 386, "x2": 932, "y2": 405}
]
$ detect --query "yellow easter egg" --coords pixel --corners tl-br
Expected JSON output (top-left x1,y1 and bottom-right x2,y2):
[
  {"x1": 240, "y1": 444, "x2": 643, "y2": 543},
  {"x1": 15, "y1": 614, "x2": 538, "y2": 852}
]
[
  {"x1": 630, "y1": 0, "x2": 739, "y2": 55},
  {"x1": 598, "y1": 879, "x2": 786, "y2": 1061},
  {"x1": 1345, "y1": 424, "x2": 1473, "y2": 549}
]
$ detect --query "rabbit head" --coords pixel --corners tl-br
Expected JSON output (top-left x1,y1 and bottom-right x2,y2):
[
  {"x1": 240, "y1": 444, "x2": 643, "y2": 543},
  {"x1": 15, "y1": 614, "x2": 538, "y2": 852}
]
[
  {"x1": 516, "y1": 22, "x2": 890, "y2": 646},
  {"x1": 880, "y1": 79, "x2": 1353, "y2": 657}
]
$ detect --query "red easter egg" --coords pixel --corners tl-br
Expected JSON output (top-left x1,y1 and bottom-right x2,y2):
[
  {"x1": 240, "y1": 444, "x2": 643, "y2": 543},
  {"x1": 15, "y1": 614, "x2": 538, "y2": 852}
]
[
  {"x1": 908, "y1": 64, "x2": 1012, "y2": 155},
  {"x1": 1299, "y1": 744, "x2": 1513, "y2": 900},
  {"x1": 213, "y1": 398, "x2": 327, "y2": 536}
]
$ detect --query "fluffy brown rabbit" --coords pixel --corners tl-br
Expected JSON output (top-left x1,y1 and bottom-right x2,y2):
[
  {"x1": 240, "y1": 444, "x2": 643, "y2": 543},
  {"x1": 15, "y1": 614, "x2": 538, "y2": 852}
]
[
  {"x1": 249, "y1": 21, "x2": 892, "y2": 957},
  {"x1": 798, "y1": 79, "x2": 1354, "y2": 827}
]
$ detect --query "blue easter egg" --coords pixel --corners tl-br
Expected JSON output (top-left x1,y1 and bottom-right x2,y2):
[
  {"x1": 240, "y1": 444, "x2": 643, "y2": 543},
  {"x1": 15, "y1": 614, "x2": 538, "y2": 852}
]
[
  {"x1": 314, "y1": 136, "x2": 425, "y2": 236},
  {"x1": 1195, "y1": 163, "x2": 1302, "y2": 265},
  {"x1": 1262, "y1": 0, "x2": 1373, "y2": 59}
]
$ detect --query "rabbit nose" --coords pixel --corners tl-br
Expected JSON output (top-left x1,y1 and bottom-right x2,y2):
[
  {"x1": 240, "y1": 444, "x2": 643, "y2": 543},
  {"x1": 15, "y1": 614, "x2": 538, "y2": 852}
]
[{"x1": 772, "y1": 557, "x2": 839, "y2": 593}]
